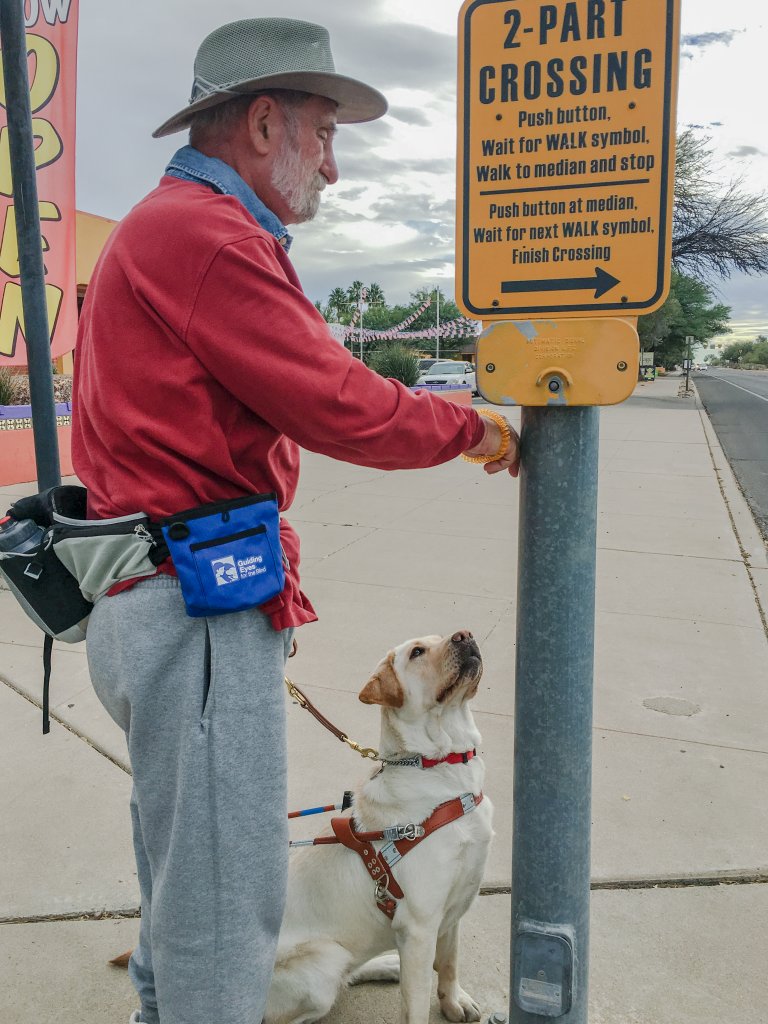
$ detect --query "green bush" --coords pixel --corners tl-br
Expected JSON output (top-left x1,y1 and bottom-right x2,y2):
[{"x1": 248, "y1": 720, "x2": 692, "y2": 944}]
[
  {"x1": 368, "y1": 344, "x2": 420, "y2": 387},
  {"x1": 0, "y1": 367, "x2": 18, "y2": 405}
]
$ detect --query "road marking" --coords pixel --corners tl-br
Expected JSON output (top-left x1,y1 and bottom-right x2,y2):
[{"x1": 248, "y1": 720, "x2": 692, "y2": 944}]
[{"x1": 706, "y1": 375, "x2": 768, "y2": 403}]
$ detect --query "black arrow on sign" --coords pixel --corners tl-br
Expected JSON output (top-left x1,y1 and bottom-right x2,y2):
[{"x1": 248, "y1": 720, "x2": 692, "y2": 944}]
[{"x1": 501, "y1": 266, "x2": 620, "y2": 300}]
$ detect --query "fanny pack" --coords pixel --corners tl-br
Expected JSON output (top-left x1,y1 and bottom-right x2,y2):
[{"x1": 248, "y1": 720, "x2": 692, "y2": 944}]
[
  {"x1": 157, "y1": 493, "x2": 285, "y2": 618},
  {"x1": 0, "y1": 486, "x2": 285, "y2": 732},
  {"x1": 0, "y1": 485, "x2": 163, "y2": 733},
  {"x1": 0, "y1": 485, "x2": 161, "y2": 639}
]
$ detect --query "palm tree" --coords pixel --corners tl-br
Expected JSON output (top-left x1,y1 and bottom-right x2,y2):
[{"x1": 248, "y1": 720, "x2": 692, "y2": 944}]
[
  {"x1": 347, "y1": 280, "x2": 366, "y2": 304},
  {"x1": 327, "y1": 287, "x2": 348, "y2": 321},
  {"x1": 366, "y1": 282, "x2": 386, "y2": 307}
]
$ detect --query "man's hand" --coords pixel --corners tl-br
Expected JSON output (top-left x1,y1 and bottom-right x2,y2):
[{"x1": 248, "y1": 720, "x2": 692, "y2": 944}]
[{"x1": 463, "y1": 415, "x2": 521, "y2": 478}]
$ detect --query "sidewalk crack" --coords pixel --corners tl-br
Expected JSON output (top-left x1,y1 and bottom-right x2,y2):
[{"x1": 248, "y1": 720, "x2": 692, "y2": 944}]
[
  {"x1": 0, "y1": 907, "x2": 140, "y2": 925},
  {"x1": 480, "y1": 868, "x2": 768, "y2": 895},
  {"x1": 0, "y1": 673, "x2": 131, "y2": 777}
]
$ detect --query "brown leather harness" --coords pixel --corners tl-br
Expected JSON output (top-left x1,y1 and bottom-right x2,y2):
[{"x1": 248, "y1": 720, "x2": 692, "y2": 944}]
[
  {"x1": 283, "y1": 675, "x2": 483, "y2": 918},
  {"x1": 310, "y1": 792, "x2": 483, "y2": 919}
]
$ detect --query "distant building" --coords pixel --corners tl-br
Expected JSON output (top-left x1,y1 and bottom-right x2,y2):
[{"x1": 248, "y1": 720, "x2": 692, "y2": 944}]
[{"x1": 52, "y1": 210, "x2": 118, "y2": 373}]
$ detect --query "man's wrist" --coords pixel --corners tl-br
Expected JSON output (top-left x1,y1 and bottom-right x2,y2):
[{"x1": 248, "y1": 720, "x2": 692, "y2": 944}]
[{"x1": 462, "y1": 411, "x2": 511, "y2": 464}]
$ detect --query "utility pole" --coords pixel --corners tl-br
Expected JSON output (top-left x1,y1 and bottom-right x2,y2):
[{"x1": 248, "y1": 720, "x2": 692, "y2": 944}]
[
  {"x1": 435, "y1": 286, "x2": 441, "y2": 361},
  {"x1": 0, "y1": 0, "x2": 61, "y2": 489},
  {"x1": 359, "y1": 286, "x2": 368, "y2": 362}
]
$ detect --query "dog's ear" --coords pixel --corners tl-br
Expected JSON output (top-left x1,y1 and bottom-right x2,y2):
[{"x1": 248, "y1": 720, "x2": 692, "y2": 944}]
[{"x1": 359, "y1": 654, "x2": 404, "y2": 708}]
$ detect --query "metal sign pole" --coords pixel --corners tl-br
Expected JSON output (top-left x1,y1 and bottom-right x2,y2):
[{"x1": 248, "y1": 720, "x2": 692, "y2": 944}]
[
  {"x1": 510, "y1": 405, "x2": 599, "y2": 1023},
  {"x1": 685, "y1": 336, "x2": 694, "y2": 393},
  {"x1": 0, "y1": 0, "x2": 61, "y2": 490},
  {"x1": 455, "y1": 2, "x2": 680, "y2": 1020}
]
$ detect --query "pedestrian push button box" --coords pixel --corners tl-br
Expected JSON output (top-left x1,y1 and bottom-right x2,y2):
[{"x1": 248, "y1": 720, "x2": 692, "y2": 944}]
[
  {"x1": 475, "y1": 317, "x2": 640, "y2": 407},
  {"x1": 513, "y1": 923, "x2": 574, "y2": 1017}
]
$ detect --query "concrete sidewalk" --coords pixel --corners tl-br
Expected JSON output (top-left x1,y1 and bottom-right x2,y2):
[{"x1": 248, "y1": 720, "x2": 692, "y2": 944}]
[{"x1": 2, "y1": 375, "x2": 768, "y2": 1022}]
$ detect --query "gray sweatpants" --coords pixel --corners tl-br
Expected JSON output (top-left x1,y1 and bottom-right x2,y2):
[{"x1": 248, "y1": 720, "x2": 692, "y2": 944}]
[{"x1": 87, "y1": 576, "x2": 293, "y2": 1024}]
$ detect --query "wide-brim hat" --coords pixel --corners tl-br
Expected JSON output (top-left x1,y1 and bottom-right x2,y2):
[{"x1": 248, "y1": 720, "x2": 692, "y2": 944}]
[{"x1": 152, "y1": 17, "x2": 388, "y2": 138}]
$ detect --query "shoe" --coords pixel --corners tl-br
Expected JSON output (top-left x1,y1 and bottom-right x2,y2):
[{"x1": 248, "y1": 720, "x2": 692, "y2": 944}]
[{"x1": 128, "y1": 1014, "x2": 142, "y2": 1024}]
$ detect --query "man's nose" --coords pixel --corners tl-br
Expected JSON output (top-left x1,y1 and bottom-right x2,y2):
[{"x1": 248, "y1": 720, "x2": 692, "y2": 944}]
[{"x1": 321, "y1": 142, "x2": 339, "y2": 186}]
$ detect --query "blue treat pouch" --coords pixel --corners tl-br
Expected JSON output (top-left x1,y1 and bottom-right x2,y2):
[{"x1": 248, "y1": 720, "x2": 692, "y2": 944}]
[{"x1": 160, "y1": 494, "x2": 285, "y2": 617}]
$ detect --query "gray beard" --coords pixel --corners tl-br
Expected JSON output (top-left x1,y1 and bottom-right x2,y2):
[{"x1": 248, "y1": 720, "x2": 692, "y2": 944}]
[{"x1": 271, "y1": 142, "x2": 325, "y2": 223}]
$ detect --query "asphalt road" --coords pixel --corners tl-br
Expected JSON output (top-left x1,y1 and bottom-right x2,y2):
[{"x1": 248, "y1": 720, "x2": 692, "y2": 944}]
[{"x1": 693, "y1": 368, "x2": 768, "y2": 539}]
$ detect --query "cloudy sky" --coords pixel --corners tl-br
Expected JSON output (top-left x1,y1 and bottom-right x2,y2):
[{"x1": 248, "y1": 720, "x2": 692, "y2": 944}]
[{"x1": 75, "y1": 0, "x2": 767, "y2": 342}]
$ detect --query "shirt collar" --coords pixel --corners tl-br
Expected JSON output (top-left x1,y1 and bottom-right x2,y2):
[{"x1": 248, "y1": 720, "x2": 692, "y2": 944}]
[{"x1": 164, "y1": 145, "x2": 293, "y2": 252}]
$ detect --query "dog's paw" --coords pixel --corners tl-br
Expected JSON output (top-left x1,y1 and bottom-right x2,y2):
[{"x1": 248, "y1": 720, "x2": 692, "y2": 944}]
[
  {"x1": 348, "y1": 953, "x2": 401, "y2": 985},
  {"x1": 439, "y1": 988, "x2": 481, "y2": 1022}
]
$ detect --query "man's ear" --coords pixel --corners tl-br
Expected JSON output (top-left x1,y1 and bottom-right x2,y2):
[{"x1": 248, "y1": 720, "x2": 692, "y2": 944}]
[
  {"x1": 247, "y1": 95, "x2": 276, "y2": 155},
  {"x1": 359, "y1": 654, "x2": 404, "y2": 708}
]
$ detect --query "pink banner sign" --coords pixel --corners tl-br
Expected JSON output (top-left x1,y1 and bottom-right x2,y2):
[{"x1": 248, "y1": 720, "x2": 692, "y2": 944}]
[{"x1": 0, "y1": 0, "x2": 78, "y2": 365}]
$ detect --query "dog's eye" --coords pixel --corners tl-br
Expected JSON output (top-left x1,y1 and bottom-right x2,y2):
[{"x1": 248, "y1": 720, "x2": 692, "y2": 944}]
[{"x1": 410, "y1": 646, "x2": 425, "y2": 660}]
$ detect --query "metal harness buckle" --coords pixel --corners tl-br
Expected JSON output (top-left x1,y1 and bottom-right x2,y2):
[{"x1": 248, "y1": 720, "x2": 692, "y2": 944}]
[
  {"x1": 382, "y1": 823, "x2": 425, "y2": 842},
  {"x1": 460, "y1": 792, "x2": 477, "y2": 814},
  {"x1": 374, "y1": 873, "x2": 392, "y2": 902}
]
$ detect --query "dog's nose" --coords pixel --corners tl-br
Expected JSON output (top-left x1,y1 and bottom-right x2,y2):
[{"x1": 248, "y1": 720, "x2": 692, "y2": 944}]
[{"x1": 452, "y1": 630, "x2": 474, "y2": 644}]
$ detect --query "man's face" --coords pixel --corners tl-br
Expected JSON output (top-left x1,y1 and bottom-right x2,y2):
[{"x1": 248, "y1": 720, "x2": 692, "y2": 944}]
[{"x1": 271, "y1": 95, "x2": 339, "y2": 224}]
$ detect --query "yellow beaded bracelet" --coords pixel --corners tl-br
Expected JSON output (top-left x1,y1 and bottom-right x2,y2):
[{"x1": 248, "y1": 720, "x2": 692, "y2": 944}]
[{"x1": 461, "y1": 409, "x2": 512, "y2": 464}]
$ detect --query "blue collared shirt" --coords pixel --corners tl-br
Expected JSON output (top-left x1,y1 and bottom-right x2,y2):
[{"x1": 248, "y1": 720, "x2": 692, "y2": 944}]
[{"x1": 165, "y1": 145, "x2": 293, "y2": 252}]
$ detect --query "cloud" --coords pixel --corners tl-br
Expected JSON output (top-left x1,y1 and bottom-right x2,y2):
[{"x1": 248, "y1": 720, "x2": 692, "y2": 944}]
[
  {"x1": 726, "y1": 145, "x2": 767, "y2": 158},
  {"x1": 332, "y1": 124, "x2": 454, "y2": 183},
  {"x1": 388, "y1": 106, "x2": 433, "y2": 127},
  {"x1": 333, "y1": 186, "x2": 370, "y2": 202},
  {"x1": 312, "y1": 16, "x2": 456, "y2": 94},
  {"x1": 681, "y1": 30, "x2": 741, "y2": 48}
]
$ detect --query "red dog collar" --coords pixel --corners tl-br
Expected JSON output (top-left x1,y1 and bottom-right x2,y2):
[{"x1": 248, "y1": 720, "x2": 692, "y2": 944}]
[{"x1": 381, "y1": 749, "x2": 477, "y2": 769}]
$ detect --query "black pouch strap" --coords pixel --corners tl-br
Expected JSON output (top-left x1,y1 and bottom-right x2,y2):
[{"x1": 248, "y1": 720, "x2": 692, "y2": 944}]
[
  {"x1": 9, "y1": 485, "x2": 88, "y2": 526},
  {"x1": 147, "y1": 523, "x2": 170, "y2": 565},
  {"x1": 42, "y1": 632, "x2": 53, "y2": 734}
]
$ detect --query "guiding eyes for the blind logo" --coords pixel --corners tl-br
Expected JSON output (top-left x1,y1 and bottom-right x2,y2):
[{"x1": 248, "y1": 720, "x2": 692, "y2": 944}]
[{"x1": 211, "y1": 554, "x2": 267, "y2": 586}]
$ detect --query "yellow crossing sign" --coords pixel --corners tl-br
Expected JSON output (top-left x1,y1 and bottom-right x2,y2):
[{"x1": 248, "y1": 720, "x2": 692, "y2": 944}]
[{"x1": 457, "y1": 0, "x2": 681, "y2": 319}]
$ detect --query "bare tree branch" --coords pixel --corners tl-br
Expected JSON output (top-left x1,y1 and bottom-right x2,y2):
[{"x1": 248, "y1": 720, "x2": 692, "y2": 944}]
[{"x1": 672, "y1": 129, "x2": 768, "y2": 279}]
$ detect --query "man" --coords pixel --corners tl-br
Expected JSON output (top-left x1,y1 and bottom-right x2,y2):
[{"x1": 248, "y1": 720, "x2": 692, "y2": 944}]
[{"x1": 73, "y1": 17, "x2": 519, "y2": 1024}]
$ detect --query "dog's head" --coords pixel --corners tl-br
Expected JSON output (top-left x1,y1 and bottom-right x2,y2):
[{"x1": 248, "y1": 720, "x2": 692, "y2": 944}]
[{"x1": 359, "y1": 631, "x2": 483, "y2": 711}]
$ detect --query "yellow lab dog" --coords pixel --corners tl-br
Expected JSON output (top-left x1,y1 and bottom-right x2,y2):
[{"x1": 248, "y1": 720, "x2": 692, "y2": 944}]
[{"x1": 266, "y1": 630, "x2": 493, "y2": 1024}]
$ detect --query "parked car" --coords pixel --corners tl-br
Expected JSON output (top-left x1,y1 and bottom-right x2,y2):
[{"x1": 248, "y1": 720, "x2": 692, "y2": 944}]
[
  {"x1": 417, "y1": 358, "x2": 438, "y2": 375},
  {"x1": 417, "y1": 360, "x2": 477, "y2": 395}
]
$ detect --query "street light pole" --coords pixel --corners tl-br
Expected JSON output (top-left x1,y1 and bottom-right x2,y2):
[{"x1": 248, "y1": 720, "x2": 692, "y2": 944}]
[{"x1": 685, "y1": 335, "x2": 694, "y2": 393}]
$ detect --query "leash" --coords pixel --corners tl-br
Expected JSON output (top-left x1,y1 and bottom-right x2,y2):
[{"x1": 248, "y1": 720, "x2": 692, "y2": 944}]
[
  {"x1": 283, "y1": 676, "x2": 484, "y2": 918},
  {"x1": 284, "y1": 674, "x2": 379, "y2": 760},
  {"x1": 283, "y1": 675, "x2": 477, "y2": 769}
]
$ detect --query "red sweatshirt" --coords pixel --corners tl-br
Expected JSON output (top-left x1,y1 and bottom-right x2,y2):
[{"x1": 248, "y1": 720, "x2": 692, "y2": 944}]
[{"x1": 72, "y1": 176, "x2": 484, "y2": 630}]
